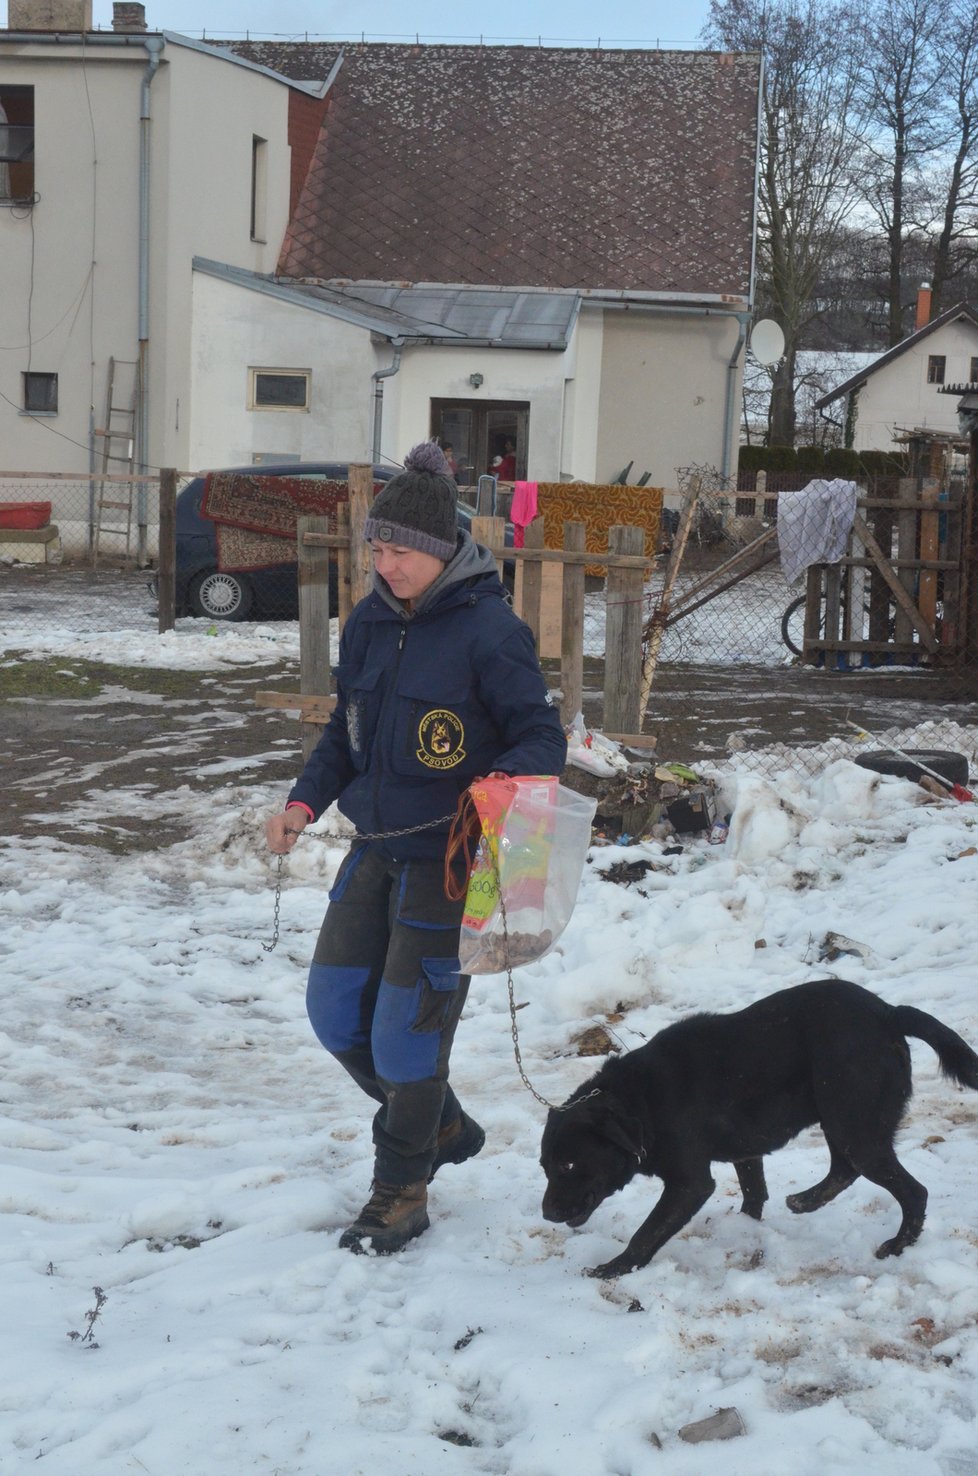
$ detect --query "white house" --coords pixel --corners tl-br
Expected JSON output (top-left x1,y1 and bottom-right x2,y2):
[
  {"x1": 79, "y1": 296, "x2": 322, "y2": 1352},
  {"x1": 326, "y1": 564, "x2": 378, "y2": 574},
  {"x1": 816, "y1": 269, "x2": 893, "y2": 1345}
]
[
  {"x1": 815, "y1": 295, "x2": 978, "y2": 452},
  {"x1": 0, "y1": 0, "x2": 323, "y2": 490},
  {"x1": 1, "y1": 9, "x2": 763, "y2": 549}
]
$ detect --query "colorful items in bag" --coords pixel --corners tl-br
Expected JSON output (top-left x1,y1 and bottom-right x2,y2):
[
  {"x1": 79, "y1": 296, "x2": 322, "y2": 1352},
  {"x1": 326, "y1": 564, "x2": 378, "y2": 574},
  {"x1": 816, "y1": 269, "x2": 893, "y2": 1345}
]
[
  {"x1": 462, "y1": 776, "x2": 557, "y2": 934},
  {"x1": 448, "y1": 775, "x2": 597, "y2": 975}
]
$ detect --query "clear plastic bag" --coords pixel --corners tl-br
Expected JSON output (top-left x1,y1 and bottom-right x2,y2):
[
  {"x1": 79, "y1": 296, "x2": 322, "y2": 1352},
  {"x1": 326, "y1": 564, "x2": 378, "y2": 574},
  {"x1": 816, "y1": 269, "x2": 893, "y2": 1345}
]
[{"x1": 457, "y1": 776, "x2": 597, "y2": 974}]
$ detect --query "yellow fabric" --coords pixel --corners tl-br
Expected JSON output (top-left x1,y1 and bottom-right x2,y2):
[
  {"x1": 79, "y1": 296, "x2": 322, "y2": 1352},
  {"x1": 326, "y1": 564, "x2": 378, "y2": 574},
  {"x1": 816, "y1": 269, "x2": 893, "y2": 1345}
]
[{"x1": 533, "y1": 482, "x2": 663, "y2": 573}]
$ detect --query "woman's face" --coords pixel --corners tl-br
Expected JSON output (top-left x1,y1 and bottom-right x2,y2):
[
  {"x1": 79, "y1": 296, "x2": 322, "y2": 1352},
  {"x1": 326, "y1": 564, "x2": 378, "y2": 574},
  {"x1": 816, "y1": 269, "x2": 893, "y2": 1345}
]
[{"x1": 370, "y1": 540, "x2": 446, "y2": 604}]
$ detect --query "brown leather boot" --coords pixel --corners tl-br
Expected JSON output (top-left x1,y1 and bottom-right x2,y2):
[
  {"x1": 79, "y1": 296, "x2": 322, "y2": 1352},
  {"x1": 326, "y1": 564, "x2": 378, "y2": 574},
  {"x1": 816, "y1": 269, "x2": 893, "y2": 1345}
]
[
  {"x1": 428, "y1": 1113, "x2": 486, "y2": 1181},
  {"x1": 339, "y1": 1180, "x2": 430, "y2": 1255}
]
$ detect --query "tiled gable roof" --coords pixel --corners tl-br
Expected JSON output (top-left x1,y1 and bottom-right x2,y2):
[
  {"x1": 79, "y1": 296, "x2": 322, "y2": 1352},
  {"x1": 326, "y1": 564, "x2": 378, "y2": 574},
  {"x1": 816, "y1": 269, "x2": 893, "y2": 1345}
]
[{"x1": 221, "y1": 42, "x2": 760, "y2": 297}]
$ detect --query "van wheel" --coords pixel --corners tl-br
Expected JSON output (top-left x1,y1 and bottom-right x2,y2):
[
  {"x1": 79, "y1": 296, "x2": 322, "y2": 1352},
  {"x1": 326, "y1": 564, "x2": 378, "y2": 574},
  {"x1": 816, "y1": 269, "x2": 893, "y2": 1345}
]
[
  {"x1": 189, "y1": 568, "x2": 254, "y2": 621},
  {"x1": 853, "y1": 749, "x2": 969, "y2": 786}
]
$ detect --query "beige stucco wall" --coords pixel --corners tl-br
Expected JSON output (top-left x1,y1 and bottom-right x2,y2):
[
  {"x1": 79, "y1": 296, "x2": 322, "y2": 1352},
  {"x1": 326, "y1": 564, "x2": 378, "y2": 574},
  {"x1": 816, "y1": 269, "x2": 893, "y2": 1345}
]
[
  {"x1": 848, "y1": 318, "x2": 978, "y2": 451},
  {"x1": 381, "y1": 342, "x2": 573, "y2": 479},
  {"x1": 596, "y1": 310, "x2": 742, "y2": 491},
  {"x1": 189, "y1": 272, "x2": 377, "y2": 470},
  {"x1": 0, "y1": 36, "x2": 293, "y2": 491}
]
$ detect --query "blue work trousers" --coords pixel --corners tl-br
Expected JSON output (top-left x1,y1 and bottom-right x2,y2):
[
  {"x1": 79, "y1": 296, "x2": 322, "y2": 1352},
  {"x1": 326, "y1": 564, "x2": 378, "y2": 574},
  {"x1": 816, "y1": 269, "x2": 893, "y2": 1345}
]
[{"x1": 306, "y1": 842, "x2": 470, "y2": 1186}]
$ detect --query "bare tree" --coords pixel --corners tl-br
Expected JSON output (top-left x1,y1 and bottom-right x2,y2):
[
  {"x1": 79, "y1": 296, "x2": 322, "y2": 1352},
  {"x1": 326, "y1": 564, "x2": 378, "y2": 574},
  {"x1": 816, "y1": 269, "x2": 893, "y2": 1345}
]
[
  {"x1": 924, "y1": 0, "x2": 978, "y2": 315},
  {"x1": 856, "y1": 0, "x2": 947, "y2": 344},
  {"x1": 704, "y1": 0, "x2": 868, "y2": 444}
]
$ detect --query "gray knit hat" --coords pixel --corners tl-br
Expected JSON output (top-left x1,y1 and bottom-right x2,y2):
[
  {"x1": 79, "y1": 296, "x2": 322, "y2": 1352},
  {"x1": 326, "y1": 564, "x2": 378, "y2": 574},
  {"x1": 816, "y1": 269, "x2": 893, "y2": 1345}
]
[{"x1": 364, "y1": 442, "x2": 458, "y2": 561}]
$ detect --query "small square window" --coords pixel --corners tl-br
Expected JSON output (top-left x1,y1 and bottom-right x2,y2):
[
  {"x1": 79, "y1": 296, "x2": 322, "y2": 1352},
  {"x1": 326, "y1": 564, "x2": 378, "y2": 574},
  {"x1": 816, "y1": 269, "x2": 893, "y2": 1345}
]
[
  {"x1": 927, "y1": 355, "x2": 946, "y2": 384},
  {"x1": 249, "y1": 369, "x2": 310, "y2": 411},
  {"x1": 23, "y1": 371, "x2": 57, "y2": 413}
]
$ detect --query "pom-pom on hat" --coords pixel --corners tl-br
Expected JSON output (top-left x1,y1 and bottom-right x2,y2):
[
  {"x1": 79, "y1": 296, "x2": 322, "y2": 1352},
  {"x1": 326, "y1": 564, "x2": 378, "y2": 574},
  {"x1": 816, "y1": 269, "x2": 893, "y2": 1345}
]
[{"x1": 364, "y1": 442, "x2": 458, "y2": 562}]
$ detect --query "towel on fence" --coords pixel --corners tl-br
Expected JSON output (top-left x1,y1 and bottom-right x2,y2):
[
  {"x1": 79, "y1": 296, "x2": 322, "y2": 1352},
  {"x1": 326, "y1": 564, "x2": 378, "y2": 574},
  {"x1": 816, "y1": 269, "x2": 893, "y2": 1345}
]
[
  {"x1": 777, "y1": 478, "x2": 858, "y2": 585},
  {"x1": 510, "y1": 480, "x2": 539, "y2": 549}
]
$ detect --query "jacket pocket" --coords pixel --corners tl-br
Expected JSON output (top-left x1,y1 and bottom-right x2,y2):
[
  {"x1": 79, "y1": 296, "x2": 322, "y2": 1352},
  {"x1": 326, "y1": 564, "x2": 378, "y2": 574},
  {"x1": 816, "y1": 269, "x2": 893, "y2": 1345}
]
[
  {"x1": 411, "y1": 956, "x2": 461, "y2": 1033},
  {"x1": 335, "y1": 661, "x2": 383, "y2": 768},
  {"x1": 393, "y1": 672, "x2": 472, "y2": 777}
]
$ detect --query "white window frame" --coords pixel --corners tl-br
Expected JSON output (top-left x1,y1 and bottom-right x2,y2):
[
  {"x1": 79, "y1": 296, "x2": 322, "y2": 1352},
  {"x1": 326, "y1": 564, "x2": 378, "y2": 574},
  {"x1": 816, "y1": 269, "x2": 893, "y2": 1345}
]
[{"x1": 248, "y1": 368, "x2": 311, "y2": 412}]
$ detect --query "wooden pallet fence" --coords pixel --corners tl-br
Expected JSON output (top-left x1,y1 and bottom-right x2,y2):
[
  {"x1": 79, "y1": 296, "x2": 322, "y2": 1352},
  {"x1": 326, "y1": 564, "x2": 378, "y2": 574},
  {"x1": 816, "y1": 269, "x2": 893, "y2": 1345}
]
[
  {"x1": 797, "y1": 481, "x2": 963, "y2": 666},
  {"x1": 257, "y1": 512, "x2": 652, "y2": 749}
]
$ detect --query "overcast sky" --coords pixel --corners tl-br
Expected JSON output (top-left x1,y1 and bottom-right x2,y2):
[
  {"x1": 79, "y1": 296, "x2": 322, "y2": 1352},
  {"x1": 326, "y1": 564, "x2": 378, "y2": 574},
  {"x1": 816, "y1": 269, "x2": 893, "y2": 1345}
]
[{"x1": 5, "y1": 0, "x2": 715, "y2": 47}]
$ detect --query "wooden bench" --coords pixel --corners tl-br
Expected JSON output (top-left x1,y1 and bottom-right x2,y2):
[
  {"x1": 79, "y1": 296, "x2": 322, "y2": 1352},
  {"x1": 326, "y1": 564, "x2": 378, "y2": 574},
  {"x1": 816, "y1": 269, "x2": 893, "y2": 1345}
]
[{"x1": 0, "y1": 524, "x2": 61, "y2": 564}]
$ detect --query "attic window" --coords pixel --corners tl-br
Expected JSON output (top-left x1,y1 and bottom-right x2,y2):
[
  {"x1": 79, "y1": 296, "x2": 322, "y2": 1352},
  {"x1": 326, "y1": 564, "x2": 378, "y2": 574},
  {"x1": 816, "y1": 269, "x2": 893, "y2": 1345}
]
[
  {"x1": 0, "y1": 86, "x2": 34, "y2": 204},
  {"x1": 970, "y1": 357, "x2": 978, "y2": 384},
  {"x1": 249, "y1": 368, "x2": 310, "y2": 411},
  {"x1": 927, "y1": 355, "x2": 946, "y2": 385}
]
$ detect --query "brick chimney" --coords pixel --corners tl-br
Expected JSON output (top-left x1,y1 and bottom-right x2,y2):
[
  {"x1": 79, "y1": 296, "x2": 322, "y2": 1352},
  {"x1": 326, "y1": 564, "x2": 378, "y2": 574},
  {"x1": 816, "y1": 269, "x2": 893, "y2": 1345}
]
[
  {"x1": 112, "y1": 2, "x2": 147, "y2": 29},
  {"x1": 8, "y1": 0, "x2": 93, "y2": 27},
  {"x1": 915, "y1": 282, "x2": 932, "y2": 331}
]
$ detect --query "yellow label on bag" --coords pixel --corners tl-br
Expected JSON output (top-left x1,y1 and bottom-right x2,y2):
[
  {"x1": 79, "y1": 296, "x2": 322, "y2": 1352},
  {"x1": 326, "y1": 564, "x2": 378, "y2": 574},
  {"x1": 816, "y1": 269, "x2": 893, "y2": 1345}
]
[{"x1": 463, "y1": 837, "x2": 500, "y2": 929}]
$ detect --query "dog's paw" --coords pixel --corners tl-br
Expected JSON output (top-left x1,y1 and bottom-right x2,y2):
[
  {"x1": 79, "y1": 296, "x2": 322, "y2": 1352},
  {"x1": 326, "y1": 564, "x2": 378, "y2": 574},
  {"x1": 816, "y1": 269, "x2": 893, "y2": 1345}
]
[{"x1": 586, "y1": 1255, "x2": 636, "y2": 1280}]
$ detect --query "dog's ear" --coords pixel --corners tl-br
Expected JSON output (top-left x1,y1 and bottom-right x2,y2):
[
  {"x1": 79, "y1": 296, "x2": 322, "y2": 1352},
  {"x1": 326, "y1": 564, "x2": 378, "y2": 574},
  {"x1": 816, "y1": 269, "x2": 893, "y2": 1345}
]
[{"x1": 601, "y1": 1112, "x2": 646, "y2": 1164}]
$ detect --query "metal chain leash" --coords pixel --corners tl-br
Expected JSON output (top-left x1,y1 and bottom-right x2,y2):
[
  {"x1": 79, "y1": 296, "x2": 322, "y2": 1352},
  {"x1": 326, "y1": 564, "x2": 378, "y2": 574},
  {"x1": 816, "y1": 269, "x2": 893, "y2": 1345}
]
[{"x1": 261, "y1": 809, "x2": 461, "y2": 954}]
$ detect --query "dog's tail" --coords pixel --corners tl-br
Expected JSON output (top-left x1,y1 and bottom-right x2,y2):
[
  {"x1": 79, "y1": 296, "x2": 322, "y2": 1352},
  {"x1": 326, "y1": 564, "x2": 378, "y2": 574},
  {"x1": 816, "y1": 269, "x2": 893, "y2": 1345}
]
[{"x1": 894, "y1": 1006, "x2": 978, "y2": 1090}]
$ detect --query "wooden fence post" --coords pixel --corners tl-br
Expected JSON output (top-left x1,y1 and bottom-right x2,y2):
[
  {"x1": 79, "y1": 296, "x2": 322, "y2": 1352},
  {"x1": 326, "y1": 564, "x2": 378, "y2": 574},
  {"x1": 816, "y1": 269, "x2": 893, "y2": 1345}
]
[
  {"x1": 560, "y1": 521, "x2": 586, "y2": 725},
  {"x1": 157, "y1": 467, "x2": 177, "y2": 634},
  {"x1": 604, "y1": 524, "x2": 645, "y2": 734},
  {"x1": 472, "y1": 514, "x2": 506, "y2": 578},
  {"x1": 521, "y1": 516, "x2": 545, "y2": 647},
  {"x1": 298, "y1": 515, "x2": 332, "y2": 762},
  {"x1": 336, "y1": 500, "x2": 353, "y2": 630},
  {"x1": 348, "y1": 463, "x2": 374, "y2": 606}
]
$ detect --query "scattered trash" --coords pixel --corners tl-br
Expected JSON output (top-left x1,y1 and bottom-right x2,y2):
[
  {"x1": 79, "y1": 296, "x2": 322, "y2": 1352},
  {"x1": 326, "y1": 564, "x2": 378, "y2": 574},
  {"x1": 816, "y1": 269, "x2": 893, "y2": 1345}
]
[
  {"x1": 665, "y1": 781, "x2": 717, "y2": 835},
  {"x1": 819, "y1": 931, "x2": 873, "y2": 964},
  {"x1": 571, "y1": 1025, "x2": 620, "y2": 1058},
  {"x1": 679, "y1": 1407, "x2": 746, "y2": 1444},
  {"x1": 708, "y1": 815, "x2": 731, "y2": 845},
  {"x1": 847, "y1": 723, "x2": 974, "y2": 803}
]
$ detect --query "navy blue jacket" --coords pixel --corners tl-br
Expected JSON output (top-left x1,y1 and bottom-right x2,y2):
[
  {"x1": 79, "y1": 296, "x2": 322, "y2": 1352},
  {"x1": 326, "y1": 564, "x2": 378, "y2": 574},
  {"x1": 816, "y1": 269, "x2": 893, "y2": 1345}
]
[{"x1": 288, "y1": 543, "x2": 567, "y2": 859}]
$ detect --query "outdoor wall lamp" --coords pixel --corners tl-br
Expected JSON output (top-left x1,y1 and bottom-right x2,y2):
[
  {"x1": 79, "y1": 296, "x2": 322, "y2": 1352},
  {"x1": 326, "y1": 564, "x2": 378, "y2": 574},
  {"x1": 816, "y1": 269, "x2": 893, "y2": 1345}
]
[{"x1": 468, "y1": 372, "x2": 484, "y2": 388}]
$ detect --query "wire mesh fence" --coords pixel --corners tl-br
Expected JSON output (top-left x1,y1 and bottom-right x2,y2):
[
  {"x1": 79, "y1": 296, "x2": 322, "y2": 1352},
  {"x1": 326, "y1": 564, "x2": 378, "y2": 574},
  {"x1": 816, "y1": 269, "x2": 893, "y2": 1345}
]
[
  {"x1": 0, "y1": 471, "x2": 170, "y2": 637},
  {"x1": 2, "y1": 463, "x2": 977, "y2": 790}
]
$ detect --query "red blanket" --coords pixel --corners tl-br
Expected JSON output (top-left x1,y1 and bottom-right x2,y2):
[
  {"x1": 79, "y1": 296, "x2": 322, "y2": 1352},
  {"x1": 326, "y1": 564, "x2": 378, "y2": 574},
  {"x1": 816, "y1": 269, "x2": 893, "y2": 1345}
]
[{"x1": 200, "y1": 473, "x2": 350, "y2": 572}]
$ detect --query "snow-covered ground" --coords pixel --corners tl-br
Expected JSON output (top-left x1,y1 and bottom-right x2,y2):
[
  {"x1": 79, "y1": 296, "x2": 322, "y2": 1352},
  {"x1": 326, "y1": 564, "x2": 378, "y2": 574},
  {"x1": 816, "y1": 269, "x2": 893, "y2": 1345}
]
[{"x1": 4, "y1": 615, "x2": 978, "y2": 1473}]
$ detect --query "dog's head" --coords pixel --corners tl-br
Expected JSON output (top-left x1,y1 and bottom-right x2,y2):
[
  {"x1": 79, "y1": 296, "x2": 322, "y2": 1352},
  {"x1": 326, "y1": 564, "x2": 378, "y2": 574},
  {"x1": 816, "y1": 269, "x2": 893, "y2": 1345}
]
[{"x1": 540, "y1": 1092, "x2": 645, "y2": 1228}]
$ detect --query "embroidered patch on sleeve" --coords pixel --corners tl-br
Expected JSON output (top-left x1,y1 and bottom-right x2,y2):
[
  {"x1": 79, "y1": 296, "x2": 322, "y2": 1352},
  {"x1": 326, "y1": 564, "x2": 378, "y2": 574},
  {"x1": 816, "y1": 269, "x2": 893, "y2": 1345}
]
[{"x1": 417, "y1": 709, "x2": 466, "y2": 769}]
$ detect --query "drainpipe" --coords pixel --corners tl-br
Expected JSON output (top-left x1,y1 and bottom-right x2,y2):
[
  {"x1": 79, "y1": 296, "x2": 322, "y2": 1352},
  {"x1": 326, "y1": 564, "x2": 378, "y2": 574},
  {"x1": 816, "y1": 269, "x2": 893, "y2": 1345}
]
[
  {"x1": 722, "y1": 314, "x2": 749, "y2": 484},
  {"x1": 136, "y1": 34, "x2": 163, "y2": 561},
  {"x1": 371, "y1": 340, "x2": 403, "y2": 464}
]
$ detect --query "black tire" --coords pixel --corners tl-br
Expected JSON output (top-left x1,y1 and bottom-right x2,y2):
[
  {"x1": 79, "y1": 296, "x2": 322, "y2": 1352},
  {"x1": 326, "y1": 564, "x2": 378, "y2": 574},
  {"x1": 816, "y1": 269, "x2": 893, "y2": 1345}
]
[
  {"x1": 188, "y1": 568, "x2": 254, "y2": 621},
  {"x1": 853, "y1": 748, "x2": 969, "y2": 786},
  {"x1": 780, "y1": 594, "x2": 810, "y2": 657}
]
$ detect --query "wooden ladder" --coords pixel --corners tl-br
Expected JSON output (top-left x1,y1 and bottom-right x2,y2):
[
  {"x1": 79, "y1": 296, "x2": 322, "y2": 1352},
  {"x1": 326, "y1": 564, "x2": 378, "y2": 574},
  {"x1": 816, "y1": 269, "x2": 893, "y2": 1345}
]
[{"x1": 92, "y1": 356, "x2": 138, "y2": 568}]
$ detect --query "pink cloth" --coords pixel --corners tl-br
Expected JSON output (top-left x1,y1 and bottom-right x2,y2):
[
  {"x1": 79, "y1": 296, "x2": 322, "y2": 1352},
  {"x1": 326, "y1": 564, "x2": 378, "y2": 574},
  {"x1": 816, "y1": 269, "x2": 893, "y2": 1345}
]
[{"x1": 510, "y1": 480, "x2": 538, "y2": 549}]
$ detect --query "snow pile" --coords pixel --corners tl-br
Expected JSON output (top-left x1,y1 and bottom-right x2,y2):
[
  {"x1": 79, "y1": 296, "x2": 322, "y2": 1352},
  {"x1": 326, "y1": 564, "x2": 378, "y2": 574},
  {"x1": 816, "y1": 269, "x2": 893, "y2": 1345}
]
[{"x1": 5, "y1": 738, "x2": 978, "y2": 1472}]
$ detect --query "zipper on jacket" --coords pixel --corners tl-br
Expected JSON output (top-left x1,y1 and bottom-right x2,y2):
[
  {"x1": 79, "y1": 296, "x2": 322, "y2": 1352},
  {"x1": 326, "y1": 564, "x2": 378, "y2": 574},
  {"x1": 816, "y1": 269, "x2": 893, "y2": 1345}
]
[{"x1": 371, "y1": 623, "x2": 407, "y2": 835}]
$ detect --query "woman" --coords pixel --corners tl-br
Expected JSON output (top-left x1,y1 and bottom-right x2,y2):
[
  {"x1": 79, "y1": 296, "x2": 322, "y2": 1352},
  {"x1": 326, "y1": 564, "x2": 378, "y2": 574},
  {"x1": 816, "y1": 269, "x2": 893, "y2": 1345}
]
[{"x1": 266, "y1": 442, "x2": 566, "y2": 1254}]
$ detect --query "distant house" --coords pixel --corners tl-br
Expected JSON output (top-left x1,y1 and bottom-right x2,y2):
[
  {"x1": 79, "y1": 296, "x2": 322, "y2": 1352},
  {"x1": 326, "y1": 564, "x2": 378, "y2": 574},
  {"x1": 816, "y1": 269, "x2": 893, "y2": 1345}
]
[{"x1": 815, "y1": 294, "x2": 978, "y2": 452}]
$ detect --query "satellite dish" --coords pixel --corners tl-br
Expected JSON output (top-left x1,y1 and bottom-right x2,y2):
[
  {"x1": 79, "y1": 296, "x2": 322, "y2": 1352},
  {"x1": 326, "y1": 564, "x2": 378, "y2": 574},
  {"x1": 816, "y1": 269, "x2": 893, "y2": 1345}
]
[{"x1": 749, "y1": 318, "x2": 785, "y2": 366}]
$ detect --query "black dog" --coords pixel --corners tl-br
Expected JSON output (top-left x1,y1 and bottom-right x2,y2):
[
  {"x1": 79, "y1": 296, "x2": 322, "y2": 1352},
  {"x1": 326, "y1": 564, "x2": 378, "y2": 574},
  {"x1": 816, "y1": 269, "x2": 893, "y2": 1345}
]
[{"x1": 541, "y1": 980, "x2": 978, "y2": 1279}]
